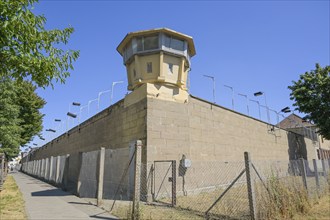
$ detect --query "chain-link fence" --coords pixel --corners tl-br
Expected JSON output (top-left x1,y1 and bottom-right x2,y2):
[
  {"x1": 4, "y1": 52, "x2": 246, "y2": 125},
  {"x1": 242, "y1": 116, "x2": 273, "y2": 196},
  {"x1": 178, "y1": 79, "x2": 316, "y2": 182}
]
[
  {"x1": 137, "y1": 155, "x2": 329, "y2": 220},
  {"x1": 21, "y1": 147, "x2": 330, "y2": 219}
]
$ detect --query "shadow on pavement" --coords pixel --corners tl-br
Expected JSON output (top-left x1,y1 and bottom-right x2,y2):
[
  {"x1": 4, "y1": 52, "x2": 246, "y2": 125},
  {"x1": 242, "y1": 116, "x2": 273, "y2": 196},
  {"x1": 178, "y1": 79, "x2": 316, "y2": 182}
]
[
  {"x1": 31, "y1": 188, "x2": 70, "y2": 197},
  {"x1": 68, "y1": 201, "x2": 93, "y2": 205},
  {"x1": 90, "y1": 212, "x2": 118, "y2": 220}
]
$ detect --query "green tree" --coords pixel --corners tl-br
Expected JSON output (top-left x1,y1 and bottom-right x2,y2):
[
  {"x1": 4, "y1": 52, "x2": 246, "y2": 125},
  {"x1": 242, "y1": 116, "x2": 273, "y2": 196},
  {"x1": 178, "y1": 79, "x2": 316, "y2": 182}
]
[
  {"x1": 15, "y1": 80, "x2": 46, "y2": 147},
  {"x1": 0, "y1": 0, "x2": 79, "y2": 87},
  {"x1": 0, "y1": 78, "x2": 22, "y2": 158},
  {"x1": 0, "y1": 78, "x2": 45, "y2": 159},
  {"x1": 288, "y1": 64, "x2": 330, "y2": 139}
]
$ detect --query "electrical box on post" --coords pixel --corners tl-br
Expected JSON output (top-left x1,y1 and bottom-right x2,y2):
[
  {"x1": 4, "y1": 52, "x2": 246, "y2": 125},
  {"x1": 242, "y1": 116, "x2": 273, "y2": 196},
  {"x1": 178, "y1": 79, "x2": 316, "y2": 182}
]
[{"x1": 181, "y1": 159, "x2": 191, "y2": 168}]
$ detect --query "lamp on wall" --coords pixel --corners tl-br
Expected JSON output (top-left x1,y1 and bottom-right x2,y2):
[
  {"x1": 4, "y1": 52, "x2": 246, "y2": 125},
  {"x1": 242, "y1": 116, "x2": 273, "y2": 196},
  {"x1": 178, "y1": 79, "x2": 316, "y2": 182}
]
[
  {"x1": 67, "y1": 112, "x2": 77, "y2": 118},
  {"x1": 281, "y1": 107, "x2": 291, "y2": 113}
]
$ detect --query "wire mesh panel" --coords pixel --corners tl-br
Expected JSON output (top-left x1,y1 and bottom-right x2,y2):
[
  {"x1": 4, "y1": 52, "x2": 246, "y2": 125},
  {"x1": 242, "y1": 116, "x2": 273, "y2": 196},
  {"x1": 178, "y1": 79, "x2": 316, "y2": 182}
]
[
  {"x1": 251, "y1": 159, "x2": 314, "y2": 219},
  {"x1": 141, "y1": 162, "x2": 154, "y2": 202},
  {"x1": 175, "y1": 161, "x2": 249, "y2": 219},
  {"x1": 319, "y1": 159, "x2": 330, "y2": 194},
  {"x1": 305, "y1": 160, "x2": 317, "y2": 198},
  {"x1": 153, "y1": 161, "x2": 175, "y2": 205}
]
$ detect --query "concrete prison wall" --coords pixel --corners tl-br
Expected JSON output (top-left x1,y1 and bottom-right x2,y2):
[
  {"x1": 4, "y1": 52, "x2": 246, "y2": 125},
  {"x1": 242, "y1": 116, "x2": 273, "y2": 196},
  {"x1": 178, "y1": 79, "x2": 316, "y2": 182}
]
[
  {"x1": 22, "y1": 94, "x2": 320, "y2": 201},
  {"x1": 28, "y1": 98, "x2": 147, "y2": 161},
  {"x1": 146, "y1": 95, "x2": 318, "y2": 162}
]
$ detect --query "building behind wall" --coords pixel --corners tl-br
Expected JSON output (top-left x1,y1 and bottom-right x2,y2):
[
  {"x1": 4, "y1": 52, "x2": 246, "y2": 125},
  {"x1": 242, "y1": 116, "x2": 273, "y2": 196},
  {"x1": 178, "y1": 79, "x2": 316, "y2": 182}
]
[{"x1": 278, "y1": 113, "x2": 330, "y2": 160}]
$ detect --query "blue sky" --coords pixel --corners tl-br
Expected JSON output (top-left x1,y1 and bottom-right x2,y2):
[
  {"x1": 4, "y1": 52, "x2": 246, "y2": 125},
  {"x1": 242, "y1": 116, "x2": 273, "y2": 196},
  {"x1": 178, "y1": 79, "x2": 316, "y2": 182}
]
[{"x1": 28, "y1": 0, "x2": 330, "y2": 149}]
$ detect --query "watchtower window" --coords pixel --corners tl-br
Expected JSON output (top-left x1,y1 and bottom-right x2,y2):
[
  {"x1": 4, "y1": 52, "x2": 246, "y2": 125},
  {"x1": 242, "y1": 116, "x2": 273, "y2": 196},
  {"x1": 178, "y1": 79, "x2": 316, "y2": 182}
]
[
  {"x1": 144, "y1": 36, "x2": 159, "y2": 50},
  {"x1": 137, "y1": 35, "x2": 159, "y2": 52},
  {"x1": 164, "y1": 35, "x2": 184, "y2": 51},
  {"x1": 147, "y1": 62, "x2": 152, "y2": 73}
]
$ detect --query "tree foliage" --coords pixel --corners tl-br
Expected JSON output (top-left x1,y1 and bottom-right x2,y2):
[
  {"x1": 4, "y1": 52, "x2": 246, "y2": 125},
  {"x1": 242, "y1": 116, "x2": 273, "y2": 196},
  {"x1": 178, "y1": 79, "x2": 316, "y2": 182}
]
[
  {"x1": 289, "y1": 64, "x2": 330, "y2": 139},
  {"x1": 0, "y1": 78, "x2": 22, "y2": 158},
  {"x1": 0, "y1": 78, "x2": 45, "y2": 159},
  {"x1": 0, "y1": 0, "x2": 79, "y2": 87}
]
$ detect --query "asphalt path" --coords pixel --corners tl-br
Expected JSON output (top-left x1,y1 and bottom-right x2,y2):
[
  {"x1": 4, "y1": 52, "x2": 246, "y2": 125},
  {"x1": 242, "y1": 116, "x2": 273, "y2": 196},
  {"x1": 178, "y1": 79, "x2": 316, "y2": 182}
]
[{"x1": 12, "y1": 171, "x2": 118, "y2": 220}]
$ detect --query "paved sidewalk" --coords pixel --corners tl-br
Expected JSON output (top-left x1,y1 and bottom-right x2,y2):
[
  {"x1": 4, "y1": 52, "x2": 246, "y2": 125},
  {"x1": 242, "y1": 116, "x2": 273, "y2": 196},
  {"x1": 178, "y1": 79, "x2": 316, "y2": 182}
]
[{"x1": 12, "y1": 171, "x2": 118, "y2": 220}]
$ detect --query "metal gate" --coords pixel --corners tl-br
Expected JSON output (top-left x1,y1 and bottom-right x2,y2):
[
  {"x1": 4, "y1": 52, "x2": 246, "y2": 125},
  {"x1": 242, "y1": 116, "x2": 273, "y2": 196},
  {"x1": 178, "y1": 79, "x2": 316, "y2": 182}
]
[{"x1": 152, "y1": 160, "x2": 176, "y2": 206}]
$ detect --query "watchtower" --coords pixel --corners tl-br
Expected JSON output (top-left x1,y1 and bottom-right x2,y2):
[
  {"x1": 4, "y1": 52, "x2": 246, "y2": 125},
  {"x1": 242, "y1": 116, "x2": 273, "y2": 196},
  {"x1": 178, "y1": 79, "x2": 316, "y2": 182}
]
[{"x1": 117, "y1": 28, "x2": 196, "y2": 105}]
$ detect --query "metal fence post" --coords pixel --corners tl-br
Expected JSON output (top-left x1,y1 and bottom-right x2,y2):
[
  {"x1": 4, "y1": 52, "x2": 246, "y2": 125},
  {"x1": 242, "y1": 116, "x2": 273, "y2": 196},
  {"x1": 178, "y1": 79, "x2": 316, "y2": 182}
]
[
  {"x1": 312, "y1": 159, "x2": 320, "y2": 193},
  {"x1": 321, "y1": 159, "x2": 327, "y2": 178},
  {"x1": 132, "y1": 140, "x2": 142, "y2": 220},
  {"x1": 300, "y1": 158, "x2": 308, "y2": 190},
  {"x1": 172, "y1": 160, "x2": 177, "y2": 207},
  {"x1": 244, "y1": 152, "x2": 257, "y2": 220},
  {"x1": 97, "y1": 147, "x2": 105, "y2": 206},
  {"x1": 0, "y1": 154, "x2": 4, "y2": 187}
]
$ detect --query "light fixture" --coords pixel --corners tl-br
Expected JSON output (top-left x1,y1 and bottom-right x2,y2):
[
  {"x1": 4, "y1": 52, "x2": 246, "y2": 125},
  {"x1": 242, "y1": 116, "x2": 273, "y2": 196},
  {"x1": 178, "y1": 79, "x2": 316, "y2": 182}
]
[
  {"x1": 254, "y1": 91, "x2": 263, "y2": 96},
  {"x1": 67, "y1": 112, "x2": 77, "y2": 118},
  {"x1": 281, "y1": 107, "x2": 291, "y2": 113}
]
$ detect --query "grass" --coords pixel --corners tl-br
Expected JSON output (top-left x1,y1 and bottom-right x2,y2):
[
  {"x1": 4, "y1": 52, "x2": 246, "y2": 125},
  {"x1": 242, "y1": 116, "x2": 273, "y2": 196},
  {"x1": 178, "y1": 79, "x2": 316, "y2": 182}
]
[
  {"x1": 293, "y1": 194, "x2": 330, "y2": 220},
  {"x1": 101, "y1": 183, "x2": 250, "y2": 219},
  {"x1": 256, "y1": 175, "x2": 311, "y2": 219},
  {"x1": 0, "y1": 175, "x2": 27, "y2": 220},
  {"x1": 94, "y1": 172, "x2": 330, "y2": 219},
  {"x1": 110, "y1": 202, "x2": 205, "y2": 220}
]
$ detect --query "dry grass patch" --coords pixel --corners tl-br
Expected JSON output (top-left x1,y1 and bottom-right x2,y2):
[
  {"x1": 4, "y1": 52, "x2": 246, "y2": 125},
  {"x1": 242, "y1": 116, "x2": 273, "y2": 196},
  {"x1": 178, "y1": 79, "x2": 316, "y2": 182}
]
[
  {"x1": 293, "y1": 193, "x2": 330, "y2": 220},
  {"x1": 111, "y1": 202, "x2": 204, "y2": 220},
  {"x1": 256, "y1": 175, "x2": 311, "y2": 219},
  {"x1": 0, "y1": 175, "x2": 27, "y2": 220}
]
